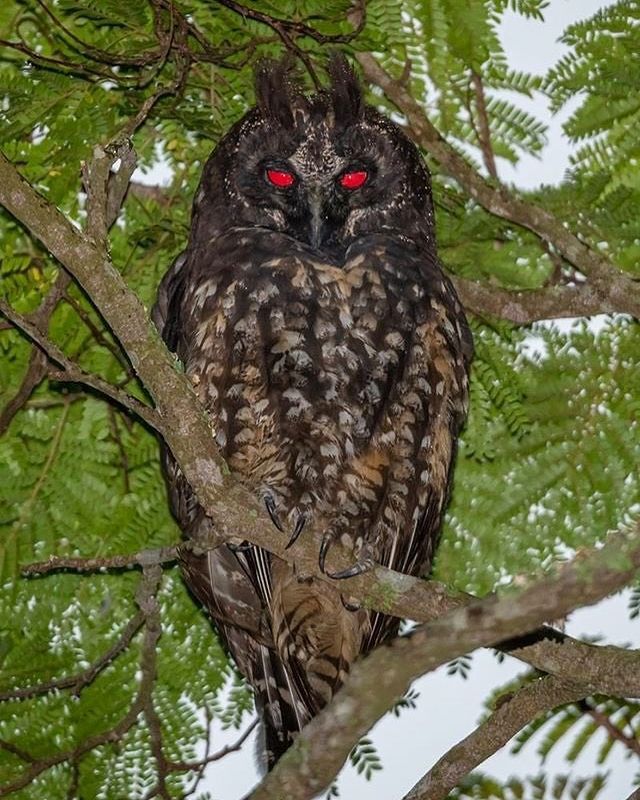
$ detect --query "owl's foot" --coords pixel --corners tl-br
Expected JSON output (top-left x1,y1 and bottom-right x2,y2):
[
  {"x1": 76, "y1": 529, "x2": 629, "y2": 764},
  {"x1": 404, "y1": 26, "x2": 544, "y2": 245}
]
[
  {"x1": 319, "y1": 533, "x2": 374, "y2": 580},
  {"x1": 264, "y1": 492, "x2": 284, "y2": 532},
  {"x1": 285, "y1": 512, "x2": 307, "y2": 550}
]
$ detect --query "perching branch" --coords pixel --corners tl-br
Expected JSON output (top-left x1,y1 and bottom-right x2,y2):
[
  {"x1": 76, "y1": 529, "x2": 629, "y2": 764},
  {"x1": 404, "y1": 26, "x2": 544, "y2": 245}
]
[{"x1": 19, "y1": 536, "x2": 640, "y2": 702}]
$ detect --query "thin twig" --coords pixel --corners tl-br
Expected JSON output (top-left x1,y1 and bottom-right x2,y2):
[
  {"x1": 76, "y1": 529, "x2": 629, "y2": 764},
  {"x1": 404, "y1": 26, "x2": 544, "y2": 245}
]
[
  {"x1": 168, "y1": 718, "x2": 258, "y2": 773},
  {"x1": 470, "y1": 70, "x2": 498, "y2": 180},
  {"x1": 0, "y1": 567, "x2": 163, "y2": 798},
  {"x1": 0, "y1": 348, "x2": 47, "y2": 436},
  {"x1": 579, "y1": 698, "x2": 640, "y2": 757},
  {"x1": 0, "y1": 298, "x2": 161, "y2": 432},
  {"x1": 213, "y1": 0, "x2": 364, "y2": 44},
  {"x1": 21, "y1": 546, "x2": 179, "y2": 577},
  {"x1": 0, "y1": 270, "x2": 71, "y2": 435},
  {"x1": 0, "y1": 611, "x2": 145, "y2": 702},
  {"x1": 0, "y1": 739, "x2": 35, "y2": 764}
]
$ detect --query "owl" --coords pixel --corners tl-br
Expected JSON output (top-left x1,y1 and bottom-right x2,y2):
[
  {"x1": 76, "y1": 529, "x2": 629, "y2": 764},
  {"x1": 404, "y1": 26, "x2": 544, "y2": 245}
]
[{"x1": 153, "y1": 55, "x2": 473, "y2": 770}]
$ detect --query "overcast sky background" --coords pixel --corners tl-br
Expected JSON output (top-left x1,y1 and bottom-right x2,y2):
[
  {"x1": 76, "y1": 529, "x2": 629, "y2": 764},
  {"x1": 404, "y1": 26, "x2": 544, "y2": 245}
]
[{"x1": 140, "y1": 2, "x2": 639, "y2": 797}]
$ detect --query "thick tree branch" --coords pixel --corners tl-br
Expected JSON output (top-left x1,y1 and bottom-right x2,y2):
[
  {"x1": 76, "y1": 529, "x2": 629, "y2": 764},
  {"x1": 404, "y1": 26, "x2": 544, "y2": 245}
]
[
  {"x1": 356, "y1": 53, "x2": 640, "y2": 320},
  {"x1": 247, "y1": 528, "x2": 640, "y2": 799},
  {"x1": 19, "y1": 539, "x2": 640, "y2": 702},
  {"x1": 452, "y1": 277, "x2": 612, "y2": 324},
  {"x1": 403, "y1": 677, "x2": 586, "y2": 800}
]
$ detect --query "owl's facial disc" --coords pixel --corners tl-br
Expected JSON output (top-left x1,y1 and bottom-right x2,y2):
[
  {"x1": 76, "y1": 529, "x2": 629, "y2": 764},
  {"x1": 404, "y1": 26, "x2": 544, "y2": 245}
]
[{"x1": 257, "y1": 147, "x2": 373, "y2": 251}]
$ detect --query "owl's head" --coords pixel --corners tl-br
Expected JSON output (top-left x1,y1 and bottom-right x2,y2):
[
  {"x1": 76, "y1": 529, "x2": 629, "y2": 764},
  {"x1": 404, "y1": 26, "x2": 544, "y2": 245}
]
[{"x1": 191, "y1": 55, "x2": 436, "y2": 258}]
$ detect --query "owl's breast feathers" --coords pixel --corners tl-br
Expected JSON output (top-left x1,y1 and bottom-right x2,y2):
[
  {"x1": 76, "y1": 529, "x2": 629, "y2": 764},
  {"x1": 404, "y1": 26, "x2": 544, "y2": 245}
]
[{"x1": 155, "y1": 228, "x2": 471, "y2": 762}]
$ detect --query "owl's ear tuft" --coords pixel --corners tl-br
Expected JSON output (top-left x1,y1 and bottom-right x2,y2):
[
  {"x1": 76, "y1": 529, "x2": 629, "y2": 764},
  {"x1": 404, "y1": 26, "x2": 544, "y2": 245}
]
[
  {"x1": 328, "y1": 53, "x2": 363, "y2": 129},
  {"x1": 255, "y1": 58, "x2": 303, "y2": 129}
]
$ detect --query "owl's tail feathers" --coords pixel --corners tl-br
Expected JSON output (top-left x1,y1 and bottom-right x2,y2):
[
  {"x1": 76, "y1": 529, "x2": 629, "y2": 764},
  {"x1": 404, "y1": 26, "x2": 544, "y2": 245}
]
[{"x1": 252, "y1": 644, "x2": 311, "y2": 771}]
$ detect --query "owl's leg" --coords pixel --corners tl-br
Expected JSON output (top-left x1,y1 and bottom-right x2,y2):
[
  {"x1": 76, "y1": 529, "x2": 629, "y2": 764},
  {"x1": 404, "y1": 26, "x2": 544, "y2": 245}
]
[{"x1": 318, "y1": 531, "x2": 374, "y2": 580}]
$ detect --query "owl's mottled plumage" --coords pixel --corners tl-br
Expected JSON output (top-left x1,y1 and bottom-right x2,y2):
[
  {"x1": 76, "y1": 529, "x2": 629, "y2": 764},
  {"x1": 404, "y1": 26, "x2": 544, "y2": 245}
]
[{"x1": 153, "y1": 56, "x2": 472, "y2": 768}]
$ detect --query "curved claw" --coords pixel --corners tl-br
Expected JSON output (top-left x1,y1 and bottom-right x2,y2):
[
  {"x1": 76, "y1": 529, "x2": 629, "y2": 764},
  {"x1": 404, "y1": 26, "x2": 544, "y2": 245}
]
[
  {"x1": 340, "y1": 594, "x2": 361, "y2": 612},
  {"x1": 228, "y1": 540, "x2": 253, "y2": 553},
  {"x1": 319, "y1": 534, "x2": 373, "y2": 580},
  {"x1": 318, "y1": 532, "x2": 333, "y2": 575},
  {"x1": 285, "y1": 513, "x2": 307, "y2": 550},
  {"x1": 264, "y1": 493, "x2": 284, "y2": 532},
  {"x1": 325, "y1": 558, "x2": 373, "y2": 581}
]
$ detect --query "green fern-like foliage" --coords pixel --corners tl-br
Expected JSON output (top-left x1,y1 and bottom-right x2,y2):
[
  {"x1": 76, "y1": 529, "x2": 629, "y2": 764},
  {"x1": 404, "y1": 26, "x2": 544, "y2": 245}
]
[{"x1": 349, "y1": 736, "x2": 383, "y2": 781}]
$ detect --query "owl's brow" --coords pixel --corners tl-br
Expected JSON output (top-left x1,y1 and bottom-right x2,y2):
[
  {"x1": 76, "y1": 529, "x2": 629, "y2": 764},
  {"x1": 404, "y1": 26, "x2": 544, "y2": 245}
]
[{"x1": 288, "y1": 128, "x2": 344, "y2": 178}]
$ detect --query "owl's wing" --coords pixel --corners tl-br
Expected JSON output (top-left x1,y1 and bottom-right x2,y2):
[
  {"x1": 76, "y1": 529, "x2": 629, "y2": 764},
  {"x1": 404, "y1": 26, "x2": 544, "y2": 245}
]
[
  {"x1": 357, "y1": 244, "x2": 472, "y2": 653},
  {"x1": 152, "y1": 251, "x2": 188, "y2": 352}
]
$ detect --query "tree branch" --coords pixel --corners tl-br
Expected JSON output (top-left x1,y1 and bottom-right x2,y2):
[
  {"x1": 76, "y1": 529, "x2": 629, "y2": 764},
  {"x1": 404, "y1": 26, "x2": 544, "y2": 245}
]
[
  {"x1": 403, "y1": 677, "x2": 586, "y2": 800},
  {"x1": 246, "y1": 528, "x2": 640, "y2": 799},
  {"x1": 470, "y1": 70, "x2": 498, "y2": 181},
  {"x1": 578, "y1": 698, "x2": 640, "y2": 757},
  {"x1": 356, "y1": 53, "x2": 640, "y2": 321},
  {"x1": 19, "y1": 537, "x2": 640, "y2": 702},
  {"x1": 0, "y1": 298, "x2": 161, "y2": 432},
  {"x1": 167, "y1": 718, "x2": 258, "y2": 773},
  {"x1": 0, "y1": 270, "x2": 71, "y2": 435},
  {"x1": 452, "y1": 278, "x2": 611, "y2": 324},
  {"x1": 21, "y1": 546, "x2": 179, "y2": 576}
]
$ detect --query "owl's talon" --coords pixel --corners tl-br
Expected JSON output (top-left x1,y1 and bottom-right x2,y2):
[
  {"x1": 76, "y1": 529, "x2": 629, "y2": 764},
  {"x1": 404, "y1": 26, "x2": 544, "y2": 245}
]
[
  {"x1": 325, "y1": 558, "x2": 373, "y2": 581},
  {"x1": 228, "y1": 540, "x2": 253, "y2": 553},
  {"x1": 285, "y1": 513, "x2": 307, "y2": 550},
  {"x1": 341, "y1": 595, "x2": 361, "y2": 612},
  {"x1": 318, "y1": 532, "x2": 332, "y2": 574},
  {"x1": 264, "y1": 493, "x2": 284, "y2": 532}
]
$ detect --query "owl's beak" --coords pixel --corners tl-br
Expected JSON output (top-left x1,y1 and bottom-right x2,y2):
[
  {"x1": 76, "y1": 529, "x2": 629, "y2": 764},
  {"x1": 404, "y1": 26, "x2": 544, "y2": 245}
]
[{"x1": 307, "y1": 188, "x2": 327, "y2": 250}]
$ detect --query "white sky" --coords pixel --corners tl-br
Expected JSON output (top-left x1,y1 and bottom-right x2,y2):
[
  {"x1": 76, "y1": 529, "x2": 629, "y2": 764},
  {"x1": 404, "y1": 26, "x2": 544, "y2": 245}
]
[{"x1": 192, "y1": 2, "x2": 639, "y2": 798}]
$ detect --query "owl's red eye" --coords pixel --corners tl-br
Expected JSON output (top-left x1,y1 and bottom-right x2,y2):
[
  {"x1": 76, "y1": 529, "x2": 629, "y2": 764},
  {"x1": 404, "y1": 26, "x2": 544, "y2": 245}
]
[
  {"x1": 266, "y1": 169, "x2": 295, "y2": 188},
  {"x1": 339, "y1": 170, "x2": 368, "y2": 190}
]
